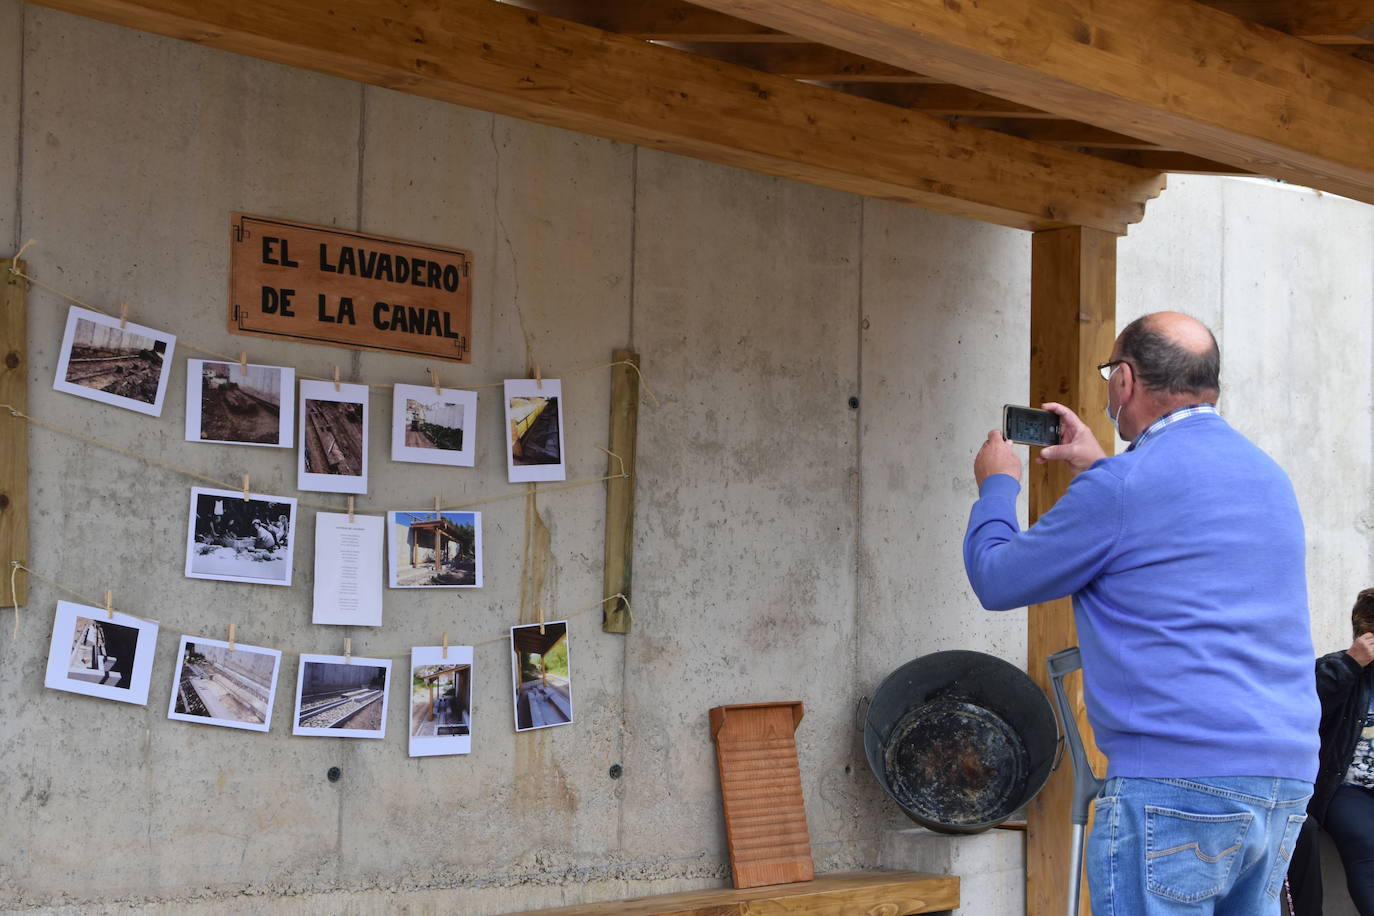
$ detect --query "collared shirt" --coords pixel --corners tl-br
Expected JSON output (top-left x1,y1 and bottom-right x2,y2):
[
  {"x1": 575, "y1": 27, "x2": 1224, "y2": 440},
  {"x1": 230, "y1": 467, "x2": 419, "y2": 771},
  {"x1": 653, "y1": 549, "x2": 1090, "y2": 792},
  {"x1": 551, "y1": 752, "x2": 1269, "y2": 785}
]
[{"x1": 1126, "y1": 403, "x2": 1219, "y2": 451}]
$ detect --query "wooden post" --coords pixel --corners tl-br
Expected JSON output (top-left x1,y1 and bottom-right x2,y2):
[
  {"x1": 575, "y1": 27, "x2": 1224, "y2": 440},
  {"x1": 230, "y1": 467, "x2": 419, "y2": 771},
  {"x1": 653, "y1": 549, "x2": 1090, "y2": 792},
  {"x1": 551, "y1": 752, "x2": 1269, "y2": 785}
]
[
  {"x1": 1, "y1": 258, "x2": 27, "y2": 607},
  {"x1": 602, "y1": 349, "x2": 640, "y2": 634},
  {"x1": 1027, "y1": 227, "x2": 1115, "y2": 916}
]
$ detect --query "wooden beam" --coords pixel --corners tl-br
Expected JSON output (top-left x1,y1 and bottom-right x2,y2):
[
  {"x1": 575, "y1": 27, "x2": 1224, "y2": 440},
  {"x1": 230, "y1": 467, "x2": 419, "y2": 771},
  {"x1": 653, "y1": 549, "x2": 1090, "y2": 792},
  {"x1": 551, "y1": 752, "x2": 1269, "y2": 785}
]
[
  {"x1": 953, "y1": 118, "x2": 1160, "y2": 150},
  {"x1": 503, "y1": 0, "x2": 803, "y2": 42},
  {"x1": 602, "y1": 349, "x2": 639, "y2": 634},
  {"x1": 1083, "y1": 150, "x2": 1254, "y2": 174},
  {"x1": 836, "y1": 84, "x2": 1050, "y2": 117},
  {"x1": 1027, "y1": 227, "x2": 1114, "y2": 916},
  {"x1": 1197, "y1": 1, "x2": 1374, "y2": 41},
  {"x1": 1, "y1": 259, "x2": 26, "y2": 608},
  {"x1": 689, "y1": 0, "x2": 1374, "y2": 205},
  {"x1": 652, "y1": 42, "x2": 935, "y2": 82},
  {"x1": 28, "y1": 0, "x2": 1166, "y2": 234}
]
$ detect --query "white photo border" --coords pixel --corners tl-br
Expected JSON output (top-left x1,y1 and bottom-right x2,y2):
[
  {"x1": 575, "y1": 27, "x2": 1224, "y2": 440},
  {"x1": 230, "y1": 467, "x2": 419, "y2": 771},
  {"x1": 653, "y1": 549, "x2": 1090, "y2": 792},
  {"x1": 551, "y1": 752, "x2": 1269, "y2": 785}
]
[
  {"x1": 166, "y1": 634, "x2": 282, "y2": 732},
  {"x1": 185, "y1": 358, "x2": 295, "y2": 448},
  {"x1": 44, "y1": 600, "x2": 159, "y2": 706},
  {"x1": 293, "y1": 653, "x2": 392, "y2": 739},
  {"x1": 52, "y1": 305, "x2": 177, "y2": 417},
  {"x1": 391, "y1": 384, "x2": 478, "y2": 467},
  {"x1": 297, "y1": 380, "x2": 369, "y2": 494},
  {"x1": 409, "y1": 645, "x2": 475, "y2": 757},
  {"x1": 503, "y1": 378, "x2": 567, "y2": 483},
  {"x1": 184, "y1": 486, "x2": 298, "y2": 587}
]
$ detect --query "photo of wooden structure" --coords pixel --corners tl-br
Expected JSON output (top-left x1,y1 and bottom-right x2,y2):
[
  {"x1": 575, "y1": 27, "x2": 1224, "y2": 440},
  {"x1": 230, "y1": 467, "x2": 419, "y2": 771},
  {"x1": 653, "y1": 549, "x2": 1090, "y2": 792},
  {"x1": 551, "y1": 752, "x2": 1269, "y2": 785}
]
[
  {"x1": 411, "y1": 663, "x2": 472, "y2": 738},
  {"x1": 391, "y1": 511, "x2": 479, "y2": 587},
  {"x1": 511, "y1": 622, "x2": 572, "y2": 731}
]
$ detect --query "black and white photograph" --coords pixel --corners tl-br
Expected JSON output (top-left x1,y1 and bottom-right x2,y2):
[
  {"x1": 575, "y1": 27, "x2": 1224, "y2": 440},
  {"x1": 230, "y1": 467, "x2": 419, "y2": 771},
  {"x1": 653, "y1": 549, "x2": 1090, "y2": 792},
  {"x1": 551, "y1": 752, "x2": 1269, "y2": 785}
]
[
  {"x1": 298, "y1": 380, "x2": 369, "y2": 494},
  {"x1": 293, "y1": 654, "x2": 391, "y2": 739},
  {"x1": 510, "y1": 621, "x2": 573, "y2": 732},
  {"x1": 52, "y1": 305, "x2": 177, "y2": 417},
  {"x1": 185, "y1": 359, "x2": 295, "y2": 447},
  {"x1": 388, "y1": 511, "x2": 482, "y2": 588},
  {"x1": 391, "y1": 383, "x2": 477, "y2": 467},
  {"x1": 44, "y1": 600, "x2": 159, "y2": 705},
  {"x1": 409, "y1": 645, "x2": 473, "y2": 757},
  {"x1": 167, "y1": 635, "x2": 282, "y2": 732},
  {"x1": 504, "y1": 379, "x2": 566, "y2": 483},
  {"x1": 185, "y1": 487, "x2": 297, "y2": 586}
]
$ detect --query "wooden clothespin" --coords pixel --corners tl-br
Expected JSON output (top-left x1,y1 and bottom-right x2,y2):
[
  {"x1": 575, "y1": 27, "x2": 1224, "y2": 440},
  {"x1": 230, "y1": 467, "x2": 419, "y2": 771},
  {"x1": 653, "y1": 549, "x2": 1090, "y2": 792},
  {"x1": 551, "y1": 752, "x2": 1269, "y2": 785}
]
[
  {"x1": 238, "y1": 351, "x2": 249, "y2": 378},
  {"x1": 442, "y1": 632, "x2": 449, "y2": 659},
  {"x1": 242, "y1": 473, "x2": 250, "y2": 501},
  {"x1": 344, "y1": 638, "x2": 352, "y2": 664},
  {"x1": 538, "y1": 605, "x2": 546, "y2": 636},
  {"x1": 533, "y1": 363, "x2": 543, "y2": 390},
  {"x1": 228, "y1": 623, "x2": 236, "y2": 651},
  {"x1": 347, "y1": 496, "x2": 355, "y2": 523},
  {"x1": 434, "y1": 496, "x2": 442, "y2": 520},
  {"x1": 333, "y1": 366, "x2": 341, "y2": 392},
  {"x1": 118, "y1": 302, "x2": 129, "y2": 330},
  {"x1": 104, "y1": 589, "x2": 114, "y2": 620},
  {"x1": 430, "y1": 369, "x2": 441, "y2": 395}
]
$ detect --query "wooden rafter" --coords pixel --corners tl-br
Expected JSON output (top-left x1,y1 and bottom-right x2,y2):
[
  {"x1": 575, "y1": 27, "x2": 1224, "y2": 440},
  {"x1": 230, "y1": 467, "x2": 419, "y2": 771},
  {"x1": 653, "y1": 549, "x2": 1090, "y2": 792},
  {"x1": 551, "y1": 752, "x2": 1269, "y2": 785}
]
[
  {"x1": 503, "y1": 0, "x2": 802, "y2": 41},
  {"x1": 28, "y1": 0, "x2": 1166, "y2": 234},
  {"x1": 689, "y1": 0, "x2": 1374, "y2": 204},
  {"x1": 650, "y1": 42, "x2": 935, "y2": 82},
  {"x1": 1197, "y1": 0, "x2": 1374, "y2": 41}
]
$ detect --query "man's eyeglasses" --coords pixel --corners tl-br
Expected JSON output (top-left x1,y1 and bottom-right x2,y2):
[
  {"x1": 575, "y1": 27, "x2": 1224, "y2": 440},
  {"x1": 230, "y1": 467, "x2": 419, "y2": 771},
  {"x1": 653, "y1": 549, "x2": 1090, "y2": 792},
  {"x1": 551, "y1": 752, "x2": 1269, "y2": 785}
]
[{"x1": 1097, "y1": 360, "x2": 1127, "y2": 381}]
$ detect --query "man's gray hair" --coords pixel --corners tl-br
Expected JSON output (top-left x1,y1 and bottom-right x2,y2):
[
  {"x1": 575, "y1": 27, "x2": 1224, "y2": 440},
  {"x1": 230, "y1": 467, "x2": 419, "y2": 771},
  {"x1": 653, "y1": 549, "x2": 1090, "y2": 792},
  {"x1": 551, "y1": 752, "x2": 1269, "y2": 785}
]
[{"x1": 1117, "y1": 315, "x2": 1220, "y2": 396}]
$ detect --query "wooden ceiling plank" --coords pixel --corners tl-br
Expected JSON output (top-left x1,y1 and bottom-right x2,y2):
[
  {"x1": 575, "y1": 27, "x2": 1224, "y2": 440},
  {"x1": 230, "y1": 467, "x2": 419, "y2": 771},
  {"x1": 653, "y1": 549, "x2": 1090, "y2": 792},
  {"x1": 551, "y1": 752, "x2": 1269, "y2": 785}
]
[
  {"x1": 952, "y1": 117, "x2": 1161, "y2": 149},
  {"x1": 688, "y1": 0, "x2": 1374, "y2": 205},
  {"x1": 836, "y1": 84, "x2": 1051, "y2": 117},
  {"x1": 1195, "y1": 0, "x2": 1374, "y2": 40},
  {"x1": 1084, "y1": 150, "x2": 1255, "y2": 174},
  {"x1": 28, "y1": 0, "x2": 1165, "y2": 233},
  {"x1": 650, "y1": 42, "x2": 936, "y2": 82},
  {"x1": 499, "y1": 0, "x2": 806, "y2": 41}
]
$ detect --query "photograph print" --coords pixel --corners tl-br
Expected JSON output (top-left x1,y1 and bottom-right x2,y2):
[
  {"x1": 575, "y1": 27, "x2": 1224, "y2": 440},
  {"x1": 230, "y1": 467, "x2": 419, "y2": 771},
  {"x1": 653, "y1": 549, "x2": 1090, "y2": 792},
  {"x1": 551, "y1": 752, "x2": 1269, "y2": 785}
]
[
  {"x1": 409, "y1": 645, "x2": 474, "y2": 757},
  {"x1": 298, "y1": 380, "x2": 369, "y2": 494},
  {"x1": 504, "y1": 378, "x2": 567, "y2": 483},
  {"x1": 44, "y1": 600, "x2": 159, "y2": 705},
  {"x1": 52, "y1": 305, "x2": 177, "y2": 417},
  {"x1": 510, "y1": 621, "x2": 573, "y2": 732},
  {"x1": 185, "y1": 486, "x2": 297, "y2": 586},
  {"x1": 391, "y1": 383, "x2": 477, "y2": 467},
  {"x1": 185, "y1": 359, "x2": 295, "y2": 448},
  {"x1": 388, "y1": 511, "x2": 482, "y2": 588},
  {"x1": 293, "y1": 653, "x2": 391, "y2": 739},
  {"x1": 167, "y1": 634, "x2": 282, "y2": 732}
]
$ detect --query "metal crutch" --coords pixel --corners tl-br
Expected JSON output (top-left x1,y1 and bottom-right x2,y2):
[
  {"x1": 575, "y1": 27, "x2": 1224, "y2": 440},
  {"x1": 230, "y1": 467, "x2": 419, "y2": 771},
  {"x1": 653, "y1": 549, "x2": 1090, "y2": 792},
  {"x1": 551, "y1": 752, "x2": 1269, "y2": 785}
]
[{"x1": 1047, "y1": 647, "x2": 1106, "y2": 916}]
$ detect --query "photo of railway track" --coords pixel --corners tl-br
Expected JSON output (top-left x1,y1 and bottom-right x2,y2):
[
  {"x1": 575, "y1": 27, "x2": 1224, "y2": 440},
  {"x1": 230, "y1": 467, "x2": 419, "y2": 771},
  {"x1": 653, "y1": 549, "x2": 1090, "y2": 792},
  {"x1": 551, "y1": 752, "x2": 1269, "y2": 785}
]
[
  {"x1": 293, "y1": 655, "x2": 392, "y2": 739},
  {"x1": 167, "y1": 636, "x2": 281, "y2": 732},
  {"x1": 187, "y1": 360, "x2": 293, "y2": 447},
  {"x1": 298, "y1": 381, "x2": 369, "y2": 494},
  {"x1": 53, "y1": 306, "x2": 176, "y2": 416}
]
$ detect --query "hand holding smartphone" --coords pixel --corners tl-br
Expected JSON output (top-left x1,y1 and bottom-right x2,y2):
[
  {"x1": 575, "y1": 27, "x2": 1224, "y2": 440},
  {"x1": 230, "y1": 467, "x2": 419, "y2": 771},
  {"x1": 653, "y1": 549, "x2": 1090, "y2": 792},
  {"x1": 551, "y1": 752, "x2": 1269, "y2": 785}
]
[{"x1": 1003, "y1": 404, "x2": 1061, "y2": 446}]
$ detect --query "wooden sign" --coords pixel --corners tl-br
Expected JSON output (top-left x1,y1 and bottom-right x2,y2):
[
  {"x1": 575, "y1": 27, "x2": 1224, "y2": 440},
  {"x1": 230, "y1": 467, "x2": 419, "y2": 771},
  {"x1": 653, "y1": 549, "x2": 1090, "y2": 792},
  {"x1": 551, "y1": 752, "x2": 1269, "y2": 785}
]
[{"x1": 229, "y1": 213, "x2": 472, "y2": 363}]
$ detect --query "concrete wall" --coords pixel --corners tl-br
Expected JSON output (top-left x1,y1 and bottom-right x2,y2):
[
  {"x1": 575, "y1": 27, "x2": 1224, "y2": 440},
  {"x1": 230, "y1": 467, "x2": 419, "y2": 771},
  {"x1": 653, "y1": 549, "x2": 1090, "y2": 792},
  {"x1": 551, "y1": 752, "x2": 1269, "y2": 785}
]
[{"x1": 1, "y1": 4, "x2": 1371, "y2": 913}]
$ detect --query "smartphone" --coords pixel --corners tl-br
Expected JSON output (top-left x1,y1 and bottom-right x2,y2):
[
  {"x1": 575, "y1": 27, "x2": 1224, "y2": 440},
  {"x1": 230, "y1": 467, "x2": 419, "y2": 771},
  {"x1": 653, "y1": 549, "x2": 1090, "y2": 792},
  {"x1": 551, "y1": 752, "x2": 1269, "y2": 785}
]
[{"x1": 1003, "y1": 404, "x2": 1061, "y2": 447}]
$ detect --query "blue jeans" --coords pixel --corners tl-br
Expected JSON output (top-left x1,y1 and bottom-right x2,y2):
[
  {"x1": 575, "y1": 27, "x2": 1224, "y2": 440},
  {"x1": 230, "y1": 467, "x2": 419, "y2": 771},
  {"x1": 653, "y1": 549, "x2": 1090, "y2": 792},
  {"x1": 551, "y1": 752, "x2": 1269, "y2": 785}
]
[
  {"x1": 1322, "y1": 783, "x2": 1374, "y2": 914},
  {"x1": 1087, "y1": 776, "x2": 1312, "y2": 915}
]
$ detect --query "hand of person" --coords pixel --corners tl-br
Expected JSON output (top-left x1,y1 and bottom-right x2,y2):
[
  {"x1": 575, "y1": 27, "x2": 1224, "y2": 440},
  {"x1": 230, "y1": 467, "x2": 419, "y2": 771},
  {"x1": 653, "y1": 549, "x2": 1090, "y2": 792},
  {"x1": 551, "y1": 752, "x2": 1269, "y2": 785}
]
[
  {"x1": 1036, "y1": 402, "x2": 1108, "y2": 473},
  {"x1": 975, "y1": 430, "x2": 1021, "y2": 488},
  {"x1": 1348, "y1": 632, "x2": 1374, "y2": 667}
]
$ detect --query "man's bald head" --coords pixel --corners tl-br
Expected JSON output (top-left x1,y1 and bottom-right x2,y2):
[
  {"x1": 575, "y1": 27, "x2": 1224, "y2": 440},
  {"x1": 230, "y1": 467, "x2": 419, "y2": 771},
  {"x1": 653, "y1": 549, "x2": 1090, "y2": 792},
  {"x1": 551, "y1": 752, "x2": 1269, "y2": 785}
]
[{"x1": 1115, "y1": 312, "x2": 1220, "y2": 399}]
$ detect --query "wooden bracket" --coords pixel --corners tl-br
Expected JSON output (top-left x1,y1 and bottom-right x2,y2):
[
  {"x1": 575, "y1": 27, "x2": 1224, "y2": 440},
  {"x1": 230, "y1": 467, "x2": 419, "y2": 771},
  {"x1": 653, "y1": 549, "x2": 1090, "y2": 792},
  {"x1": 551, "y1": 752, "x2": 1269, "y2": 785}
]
[{"x1": 602, "y1": 349, "x2": 640, "y2": 634}]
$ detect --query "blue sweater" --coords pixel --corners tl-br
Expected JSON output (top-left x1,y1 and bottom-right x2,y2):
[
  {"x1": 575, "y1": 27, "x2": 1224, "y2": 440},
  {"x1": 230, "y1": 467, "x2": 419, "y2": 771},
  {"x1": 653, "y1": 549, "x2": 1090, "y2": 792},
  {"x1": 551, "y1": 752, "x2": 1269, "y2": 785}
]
[{"x1": 964, "y1": 412, "x2": 1320, "y2": 781}]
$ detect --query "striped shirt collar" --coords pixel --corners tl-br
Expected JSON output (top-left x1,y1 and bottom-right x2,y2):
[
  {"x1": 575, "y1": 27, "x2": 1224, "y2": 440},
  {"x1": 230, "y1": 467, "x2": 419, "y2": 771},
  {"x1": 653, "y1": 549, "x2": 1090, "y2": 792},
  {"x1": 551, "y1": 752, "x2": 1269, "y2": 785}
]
[{"x1": 1126, "y1": 403, "x2": 1219, "y2": 451}]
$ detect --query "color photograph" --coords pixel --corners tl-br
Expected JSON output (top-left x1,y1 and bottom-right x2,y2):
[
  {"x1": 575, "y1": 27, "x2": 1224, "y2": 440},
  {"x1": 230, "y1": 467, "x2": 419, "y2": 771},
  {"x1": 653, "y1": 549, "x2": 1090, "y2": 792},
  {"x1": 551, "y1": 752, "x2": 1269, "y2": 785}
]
[
  {"x1": 388, "y1": 511, "x2": 482, "y2": 588},
  {"x1": 504, "y1": 378, "x2": 567, "y2": 483},
  {"x1": 510, "y1": 621, "x2": 573, "y2": 732},
  {"x1": 391, "y1": 383, "x2": 477, "y2": 467},
  {"x1": 298, "y1": 380, "x2": 369, "y2": 494},
  {"x1": 185, "y1": 487, "x2": 297, "y2": 586},
  {"x1": 293, "y1": 654, "x2": 391, "y2": 739},
  {"x1": 409, "y1": 645, "x2": 473, "y2": 757},
  {"x1": 185, "y1": 359, "x2": 295, "y2": 447},
  {"x1": 167, "y1": 635, "x2": 282, "y2": 732},
  {"x1": 52, "y1": 305, "x2": 177, "y2": 417},
  {"x1": 44, "y1": 600, "x2": 159, "y2": 705}
]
